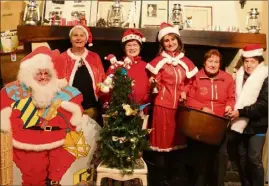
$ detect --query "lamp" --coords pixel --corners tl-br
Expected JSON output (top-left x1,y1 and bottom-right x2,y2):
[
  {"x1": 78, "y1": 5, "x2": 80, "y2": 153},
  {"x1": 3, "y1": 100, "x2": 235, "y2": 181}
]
[
  {"x1": 246, "y1": 8, "x2": 261, "y2": 34},
  {"x1": 171, "y1": 4, "x2": 185, "y2": 30},
  {"x1": 23, "y1": 0, "x2": 40, "y2": 25},
  {"x1": 107, "y1": 0, "x2": 124, "y2": 27}
]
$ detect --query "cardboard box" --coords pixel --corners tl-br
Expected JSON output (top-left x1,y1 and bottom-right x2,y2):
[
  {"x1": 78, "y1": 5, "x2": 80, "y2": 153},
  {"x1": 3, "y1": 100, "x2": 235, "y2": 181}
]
[{"x1": 1, "y1": 1, "x2": 24, "y2": 32}]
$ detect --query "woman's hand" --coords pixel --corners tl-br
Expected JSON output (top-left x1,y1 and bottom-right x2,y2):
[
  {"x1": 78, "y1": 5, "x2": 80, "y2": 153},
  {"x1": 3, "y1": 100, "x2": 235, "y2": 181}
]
[
  {"x1": 224, "y1": 106, "x2": 232, "y2": 117},
  {"x1": 179, "y1": 91, "x2": 187, "y2": 102},
  {"x1": 228, "y1": 110, "x2": 240, "y2": 121},
  {"x1": 201, "y1": 107, "x2": 214, "y2": 114},
  {"x1": 149, "y1": 77, "x2": 156, "y2": 83},
  {"x1": 149, "y1": 77, "x2": 159, "y2": 94}
]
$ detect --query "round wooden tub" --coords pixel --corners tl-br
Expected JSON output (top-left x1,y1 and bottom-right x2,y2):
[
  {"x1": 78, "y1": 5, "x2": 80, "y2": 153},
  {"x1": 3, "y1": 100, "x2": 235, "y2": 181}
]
[{"x1": 177, "y1": 105, "x2": 230, "y2": 145}]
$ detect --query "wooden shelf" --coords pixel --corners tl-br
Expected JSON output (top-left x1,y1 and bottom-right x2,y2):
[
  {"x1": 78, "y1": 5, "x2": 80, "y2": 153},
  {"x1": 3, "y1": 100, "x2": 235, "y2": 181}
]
[{"x1": 17, "y1": 25, "x2": 267, "y2": 49}]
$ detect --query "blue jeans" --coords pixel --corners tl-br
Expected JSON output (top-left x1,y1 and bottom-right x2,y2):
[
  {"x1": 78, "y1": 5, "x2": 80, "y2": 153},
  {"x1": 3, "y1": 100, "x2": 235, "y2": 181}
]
[{"x1": 236, "y1": 134, "x2": 265, "y2": 186}]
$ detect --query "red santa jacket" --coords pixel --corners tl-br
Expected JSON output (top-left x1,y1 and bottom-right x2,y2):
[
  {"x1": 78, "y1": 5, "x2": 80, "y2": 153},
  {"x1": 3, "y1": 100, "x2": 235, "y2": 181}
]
[
  {"x1": 186, "y1": 69, "x2": 235, "y2": 117},
  {"x1": 61, "y1": 48, "x2": 105, "y2": 100},
  {"x1": 106, "y1": 56, "x2": 150, "y2": 104},
  {"x1": 146, "y1": 51, "x2": 198, "y2": 109},
  {"x1": 0, "y1": 81, "x2": 84, "y2": 151}
]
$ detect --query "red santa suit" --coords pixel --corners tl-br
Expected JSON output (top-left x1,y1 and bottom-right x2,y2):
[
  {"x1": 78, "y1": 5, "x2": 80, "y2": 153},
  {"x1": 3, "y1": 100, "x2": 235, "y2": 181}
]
[
  {"x1": 0, "y1": 47, "x2": 86, "y2": 186},
  {"x1": 106, "y1": 56, "x2": 149, "y2": 105},
  {"x1": 146, "y1": 51, "x2": 198, "y2": 151},
  {"x1": 187, "y1": 69, "x2": 235, "y2": 117}
]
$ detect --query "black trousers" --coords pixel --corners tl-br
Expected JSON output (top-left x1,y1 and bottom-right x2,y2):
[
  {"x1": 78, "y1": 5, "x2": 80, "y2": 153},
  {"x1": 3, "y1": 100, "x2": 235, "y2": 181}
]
[
  {"x1": 186, "y1": 136, "x2": 228, "y2": 186},
  {"x1": 144, "y1": 149, "x2": 188, "y2": 186},
  {"x1": 234, "y1": 134, "x2": 265, "y2": 186}
]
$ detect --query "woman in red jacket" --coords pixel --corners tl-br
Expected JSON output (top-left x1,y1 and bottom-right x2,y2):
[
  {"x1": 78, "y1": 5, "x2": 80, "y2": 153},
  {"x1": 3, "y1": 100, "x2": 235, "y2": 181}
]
[
  {"x1": 61, "y1": 25, "x2": 105, "y2": 124},
  {"x1": 104, "y1": 28, "x2": 150, "y2": 106},
  {"x1": 186, "y1": 49, "x2": 235, "y2": 186},
  {"x1": 146, "y1": 22, "x2": 198, "y2": 152},
  {"x1": 145, "y1": 22, "x2": 198, "y2": 184}
]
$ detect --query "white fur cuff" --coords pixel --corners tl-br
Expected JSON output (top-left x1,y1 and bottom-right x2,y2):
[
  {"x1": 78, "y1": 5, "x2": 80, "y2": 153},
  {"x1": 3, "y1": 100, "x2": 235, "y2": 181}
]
[
  {"x1": 60, "y1": 101, "x2": 82, "y2": 126},
  {"x1": 0, "y1": 107, "x2": 12, "y2": 132},
  {"x1": 230, "y1": 117, "x2": 249, "y2": 134}
]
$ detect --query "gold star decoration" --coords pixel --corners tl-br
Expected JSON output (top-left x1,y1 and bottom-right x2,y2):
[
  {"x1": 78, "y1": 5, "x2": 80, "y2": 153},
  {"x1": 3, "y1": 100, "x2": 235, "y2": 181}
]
[{"x1": 63, "y1": 131, "x2": 91, "y2": 159}]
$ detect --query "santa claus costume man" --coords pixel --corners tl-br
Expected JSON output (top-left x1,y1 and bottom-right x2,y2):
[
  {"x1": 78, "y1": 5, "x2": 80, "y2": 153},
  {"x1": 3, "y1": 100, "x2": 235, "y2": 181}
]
[
  {"x1": 0, "y1": 46, "x2": 88, "y2": 186},
  {"x1": 61, "y1": 25, "x2": 105, "y2": 123}
]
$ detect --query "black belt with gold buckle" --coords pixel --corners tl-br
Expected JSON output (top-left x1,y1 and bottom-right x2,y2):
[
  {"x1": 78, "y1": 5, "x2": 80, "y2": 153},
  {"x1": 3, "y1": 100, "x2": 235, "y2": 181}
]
[{"x1": 26, "y1": 126, "x2": 61, "y2": 131}]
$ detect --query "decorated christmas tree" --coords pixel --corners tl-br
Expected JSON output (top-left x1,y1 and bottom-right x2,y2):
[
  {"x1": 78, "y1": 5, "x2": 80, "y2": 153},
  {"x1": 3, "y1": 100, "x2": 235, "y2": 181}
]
[{"x1": 98, "y1": 68, "x2": 150, "y2": 173}]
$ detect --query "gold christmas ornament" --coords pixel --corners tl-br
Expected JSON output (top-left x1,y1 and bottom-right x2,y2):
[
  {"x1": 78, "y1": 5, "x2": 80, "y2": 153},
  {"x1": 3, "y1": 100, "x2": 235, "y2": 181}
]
[
  {"x1": 122, "y1": 104, "x2": 138, "y2": 116},
  {"x1": 112, "y1": 136, "x2": 126, "y2": 143},
  {"x1": 130, "y1": 137, "x2": 137, "y2": 143}
]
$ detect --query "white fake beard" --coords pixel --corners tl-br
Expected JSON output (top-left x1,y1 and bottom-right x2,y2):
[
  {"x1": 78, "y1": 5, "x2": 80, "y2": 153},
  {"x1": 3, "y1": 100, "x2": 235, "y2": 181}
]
[{"x1": 31, "y1": 79, "x2": 59, "y2": 109}]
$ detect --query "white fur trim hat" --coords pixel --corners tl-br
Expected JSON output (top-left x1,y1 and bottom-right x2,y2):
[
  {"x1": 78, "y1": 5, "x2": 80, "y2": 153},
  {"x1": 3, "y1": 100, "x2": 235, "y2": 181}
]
[
  {"x1": 158, "y1": 22, "x2": 180, "y2": 41},
  {"x1": 18, "y1": 46, "x2": 67, "y2": 88},
  {"x1": 241, "y1": 44, "x2": 264, "y2": 58},
  {"x1": 122, "y1": 29, "x2": 146, "y2": 43},
  {"x1": 69, "y1": 25, "x2": 93, "y2": 47}
]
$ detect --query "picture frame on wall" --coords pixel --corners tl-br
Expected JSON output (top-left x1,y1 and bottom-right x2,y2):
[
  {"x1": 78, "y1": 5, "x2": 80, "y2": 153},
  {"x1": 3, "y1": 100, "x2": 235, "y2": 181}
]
[
  {"x1": 183, "y1": 5, "x2": 213, "y2": 30},
  {"x1": 140, "y1": 0, "x2": 168, "y2": 28},
  {"x1": 42, "y1": 0, "x2": 92, "y2": 26},
  {"x1": 95, "y1": 0, "x2": 141, "y2": 28}
]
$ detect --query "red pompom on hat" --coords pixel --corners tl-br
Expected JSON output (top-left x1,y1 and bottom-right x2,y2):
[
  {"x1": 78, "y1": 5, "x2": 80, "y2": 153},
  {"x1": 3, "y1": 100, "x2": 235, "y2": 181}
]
[
  {"x1": 241, "y1": 44, "x2": 264, "y2": 58},
  {"x1": 122, "y1": 29, "x2": 146, "y2": 43},
  {"x1": 158, "y1": 22, "x2": 180, "y2": 42},
  {"x1": 69, "y1": 25, "x2": 93, "y2": 47}
]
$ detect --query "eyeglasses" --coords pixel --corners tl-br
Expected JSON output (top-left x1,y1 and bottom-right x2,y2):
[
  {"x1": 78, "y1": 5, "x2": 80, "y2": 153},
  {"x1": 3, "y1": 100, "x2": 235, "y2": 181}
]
[
  {"x1": 35, "y1": 70, "x2": 51, "y2": 78},
  {"x1": 125, "y1": 43, "x2": 140, "y2": 48}
]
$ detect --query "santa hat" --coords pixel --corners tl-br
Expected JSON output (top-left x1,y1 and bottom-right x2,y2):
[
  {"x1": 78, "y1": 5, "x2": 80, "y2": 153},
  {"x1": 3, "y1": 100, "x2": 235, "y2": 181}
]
[
  {"x1": 241, "y1": 44, "x2": 264, "y2": 58},
  {"x1": 104, "y1": 54, "x2": 117, "y2": 63},
  {"x1": 158, "y1": 22, "x2": 180, "y2": 42},
  {"x1": 122, "y1": 29, "x2": 146, "y2": 43},
  {"x1": 18, "y1": 46, "x2": 67, "y2": 88},
  {"x1": 69, "y1": 25, "x2": 93, "y2": 47}
]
